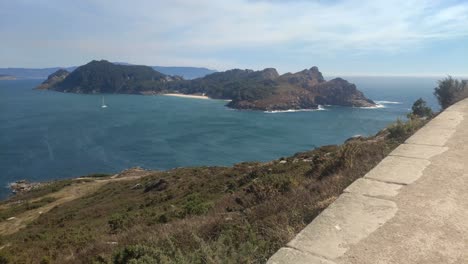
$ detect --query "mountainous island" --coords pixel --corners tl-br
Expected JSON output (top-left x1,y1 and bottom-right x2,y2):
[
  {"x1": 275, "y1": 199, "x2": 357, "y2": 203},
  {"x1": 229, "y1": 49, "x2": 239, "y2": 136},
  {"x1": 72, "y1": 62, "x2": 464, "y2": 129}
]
[
  {"x1": 36, "y1": 60, "x2": 376, "y2": 110},
  {"x1": 0, "y1": 74, "x2": 16, "y2": 80},
  {"x1": 0, "y1": 65, "x2": 215, "y2": 80}
]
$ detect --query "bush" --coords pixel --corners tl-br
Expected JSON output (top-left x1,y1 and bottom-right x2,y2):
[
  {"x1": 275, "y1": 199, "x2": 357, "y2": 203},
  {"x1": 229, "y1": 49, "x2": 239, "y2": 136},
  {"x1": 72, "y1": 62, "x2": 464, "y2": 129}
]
[
  {"x1": 434, "y1": 76, "x2": 468, "y2": 109},
  {"x1": 113, "y1": 245, "x2": 161, "y2": 264},
  {"x1": 0, "y1": 254, "x2": 8, "y2": 264},
  {"x1": 387, "y1": 118, "x2": 424, "y2": 140},
  {"x1": 108, "y1": 213, "x2": 130, "y2": 233},
  {"x1": 182, "y1": 194, "x2": 212, "y2": 216},
  {"x1": 410, "y1": 98, "x2": 432, "y2": 118}
]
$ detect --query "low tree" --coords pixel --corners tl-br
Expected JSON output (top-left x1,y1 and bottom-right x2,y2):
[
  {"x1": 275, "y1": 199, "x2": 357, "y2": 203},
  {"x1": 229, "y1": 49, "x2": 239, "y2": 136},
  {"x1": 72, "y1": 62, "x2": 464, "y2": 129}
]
[
  {"x1": 434, "y1": 76, "x2": 467, "y2": 109},
  {"x1": 410, "y1": 98, "x2": 432, "y2": 118}
]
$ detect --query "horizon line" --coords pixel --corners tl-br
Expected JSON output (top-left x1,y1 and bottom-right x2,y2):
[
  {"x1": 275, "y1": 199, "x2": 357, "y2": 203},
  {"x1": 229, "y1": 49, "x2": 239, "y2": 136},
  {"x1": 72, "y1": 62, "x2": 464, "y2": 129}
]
[{"x1": 0, "y1": 63, "x2": 466, "y2": 79}]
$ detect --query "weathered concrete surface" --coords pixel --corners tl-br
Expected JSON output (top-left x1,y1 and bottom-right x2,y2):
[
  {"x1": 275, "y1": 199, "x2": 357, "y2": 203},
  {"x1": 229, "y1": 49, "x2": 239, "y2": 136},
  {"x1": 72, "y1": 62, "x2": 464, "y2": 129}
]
[
  {"x1": 426, "y1": 111, "x2": 463, "y2": 129},
  {"x1": 344, "y1": 178, "x2": 402, "y2": 198},
  {"x1": 390, "y1": 143, "x2": 448, "y2": 160},
  {"x1": 405, "y1": 126, "x2": 454, "y2": 146},
  {"x1": 268, "y1": 98, "x2": 468, "y2": 264},
  {"x1": 268, "y1": 248, "x2": 336, "y2": 264},
  {"x1": 286, "y1": 193, "x2": 397, "y2": 259},
  {"x1": 364, "y1": 156, "x2": 430, "y2": 185},
  {"x1": 337, "y1": 99, "x2": 468, "y2": 264}
]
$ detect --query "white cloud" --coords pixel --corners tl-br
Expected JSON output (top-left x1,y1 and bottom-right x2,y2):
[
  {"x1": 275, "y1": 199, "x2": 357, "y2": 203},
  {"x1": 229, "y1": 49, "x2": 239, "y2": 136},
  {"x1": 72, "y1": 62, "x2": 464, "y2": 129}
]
[{"x1": 106, "y1": 0, "x2": 468, "y2": 50}]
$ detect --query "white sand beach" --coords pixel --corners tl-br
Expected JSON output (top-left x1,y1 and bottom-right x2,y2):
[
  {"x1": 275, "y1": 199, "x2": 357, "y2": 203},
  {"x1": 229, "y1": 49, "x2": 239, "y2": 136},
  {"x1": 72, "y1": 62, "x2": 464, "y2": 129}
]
[{"x1": 163, "y1": 93, "x2": 210, "y2": 100}]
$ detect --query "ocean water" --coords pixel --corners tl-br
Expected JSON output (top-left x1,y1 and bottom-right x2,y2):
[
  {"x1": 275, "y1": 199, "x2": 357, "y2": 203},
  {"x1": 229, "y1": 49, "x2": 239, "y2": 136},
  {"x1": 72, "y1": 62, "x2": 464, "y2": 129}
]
[{"x1": 0, "y1": 77, "x2": 440, "y2": 198}]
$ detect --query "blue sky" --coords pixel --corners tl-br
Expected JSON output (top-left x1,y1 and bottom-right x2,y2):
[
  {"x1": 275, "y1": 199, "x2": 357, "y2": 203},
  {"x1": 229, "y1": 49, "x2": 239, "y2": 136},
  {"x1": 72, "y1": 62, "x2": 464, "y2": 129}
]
[{"x1": 1, "y1": 0, "x2": 467, "y2": 76}]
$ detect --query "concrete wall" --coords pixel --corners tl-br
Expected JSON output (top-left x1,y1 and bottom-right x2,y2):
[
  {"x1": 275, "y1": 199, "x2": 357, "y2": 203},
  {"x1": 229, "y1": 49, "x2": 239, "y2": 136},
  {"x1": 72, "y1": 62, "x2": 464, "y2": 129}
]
[{"x1": 267, "y1": 99, "x2": 468, "y2": 264}]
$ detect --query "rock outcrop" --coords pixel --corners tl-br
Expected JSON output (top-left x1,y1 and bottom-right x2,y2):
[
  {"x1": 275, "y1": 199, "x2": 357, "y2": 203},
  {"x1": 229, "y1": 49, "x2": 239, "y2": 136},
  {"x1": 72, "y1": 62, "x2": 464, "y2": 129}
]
[
  {"x1": 35, "y1": 69, "x2": 69, "y2": 90},
  {"x1": 227, "y1": 67, "x2": 375, "y2": 110},
  {"x1": 9, "y1": 180, "x2": 42, "y2": 194}
]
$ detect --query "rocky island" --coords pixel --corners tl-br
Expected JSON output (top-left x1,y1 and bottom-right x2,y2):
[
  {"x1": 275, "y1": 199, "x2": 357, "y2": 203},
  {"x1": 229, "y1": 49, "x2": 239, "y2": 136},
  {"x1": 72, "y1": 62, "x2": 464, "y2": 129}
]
[
  {"x1": 0, "y1": 74, "x2": 16, "y2": 80},
  {"x1": 36, "y1": 60, "x2": 375, "y2": 110}
]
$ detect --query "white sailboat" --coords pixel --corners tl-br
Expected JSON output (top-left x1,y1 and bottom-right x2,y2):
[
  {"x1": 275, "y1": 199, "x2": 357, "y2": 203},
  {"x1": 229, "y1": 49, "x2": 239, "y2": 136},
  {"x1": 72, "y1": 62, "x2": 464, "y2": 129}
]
[{"x1": 101, "y1": 96, "x2": 108, "y2": 108}]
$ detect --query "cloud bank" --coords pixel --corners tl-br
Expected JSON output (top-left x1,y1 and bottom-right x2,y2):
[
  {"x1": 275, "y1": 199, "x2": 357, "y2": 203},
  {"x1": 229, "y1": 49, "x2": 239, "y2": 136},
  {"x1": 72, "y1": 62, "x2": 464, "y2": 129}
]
[{"x1": 1, "y1": 0, "x2": 467, "y2": 74}]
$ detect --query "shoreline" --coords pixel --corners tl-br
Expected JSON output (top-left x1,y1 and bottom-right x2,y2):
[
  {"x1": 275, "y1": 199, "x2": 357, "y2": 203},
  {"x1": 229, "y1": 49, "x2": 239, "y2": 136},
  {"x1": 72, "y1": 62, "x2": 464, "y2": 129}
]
[{"x1": 264, "y1": 105, "x2": 327, "y2": 113}]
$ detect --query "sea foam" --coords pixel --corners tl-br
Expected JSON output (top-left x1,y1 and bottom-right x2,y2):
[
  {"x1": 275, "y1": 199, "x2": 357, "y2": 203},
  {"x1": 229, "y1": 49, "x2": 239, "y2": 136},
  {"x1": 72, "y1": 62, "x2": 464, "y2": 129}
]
[
  {"x1": 264, "y1": 105, "x2": 326, "y2": 113},
  {"x1": 374, "y1": 100, "x2": 403, "y2": 105},
  {"x1": 360, "y1": 100, "x2": 403, "y2": 109}
]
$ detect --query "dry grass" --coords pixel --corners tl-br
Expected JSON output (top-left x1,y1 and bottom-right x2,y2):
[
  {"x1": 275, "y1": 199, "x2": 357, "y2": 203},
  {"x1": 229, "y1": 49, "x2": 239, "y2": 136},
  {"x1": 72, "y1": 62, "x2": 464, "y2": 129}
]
[{"x1": 0, "y1": 169, "x2": 153, "y2": 236}]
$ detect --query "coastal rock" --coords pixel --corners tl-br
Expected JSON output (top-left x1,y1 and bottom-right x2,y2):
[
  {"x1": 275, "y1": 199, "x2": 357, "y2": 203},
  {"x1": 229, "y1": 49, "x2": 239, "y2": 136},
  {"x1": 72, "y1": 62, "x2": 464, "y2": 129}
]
[
  {"x1": 144, "y1": 179, "x2": 168, "y2": 192},
  {"x1": 35, "y1": 69, "x2": 69, "y2": 90},
  {"x1": 227, "y1": 67, "x2": 375, "y2": 110},
  {"x1": 311, "y1": 78, "x2": 375, "y2": 107},
  {"x1": 10, "y1": 180, "x2": 42, "y2": 194},
  {"x1": 345, "y1": 135, "x2": 365, "y2": 143},
  {"x1": 115, "y1": 167, "x2": 152, "y2": 178}
]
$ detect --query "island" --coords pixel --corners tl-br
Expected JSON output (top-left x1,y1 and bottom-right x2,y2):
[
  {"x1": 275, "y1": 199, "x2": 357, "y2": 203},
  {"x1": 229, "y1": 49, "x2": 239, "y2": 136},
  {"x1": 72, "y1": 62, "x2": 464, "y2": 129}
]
[
  {"x1": 0, "y1": 74, "x2": 16, "y2": 80},
  {"x1": 36, "y1": 60, "x2": 376, "y2": 110}
]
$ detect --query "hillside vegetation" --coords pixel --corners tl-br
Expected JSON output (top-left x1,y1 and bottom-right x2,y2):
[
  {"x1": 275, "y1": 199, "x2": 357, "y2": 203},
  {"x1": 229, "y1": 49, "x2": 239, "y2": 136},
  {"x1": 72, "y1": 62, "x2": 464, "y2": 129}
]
[
  {"x1": 434, "y1": 76, "x2": 468, "y2": 109},
  {"x1": 45, "y1": 60, "x2": 182, "y2": 94},
  {"x1": 0, "y1": 116, "x2": 426, "y2": 264}
]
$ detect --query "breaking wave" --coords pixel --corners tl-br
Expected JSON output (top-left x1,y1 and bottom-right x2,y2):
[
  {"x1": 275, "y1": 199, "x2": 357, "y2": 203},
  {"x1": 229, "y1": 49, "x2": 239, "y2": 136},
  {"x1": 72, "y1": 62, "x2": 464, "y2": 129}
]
[
  {"x1": 264, "y1": 105, "x2": 326, "y2": 113},
  {"x1": 374, "y1": 100, "x2": 402, "y2": 105}
]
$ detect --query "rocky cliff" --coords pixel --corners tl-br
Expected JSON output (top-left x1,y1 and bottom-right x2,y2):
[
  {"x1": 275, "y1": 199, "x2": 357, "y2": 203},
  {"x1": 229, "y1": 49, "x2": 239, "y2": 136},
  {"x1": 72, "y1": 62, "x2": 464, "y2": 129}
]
[
  {"x1": 35, "y1": 69, "x2": 69, "y2": 90},
  {"x1": 226, "y1": 67, "x2": 375, "y2": 110}
]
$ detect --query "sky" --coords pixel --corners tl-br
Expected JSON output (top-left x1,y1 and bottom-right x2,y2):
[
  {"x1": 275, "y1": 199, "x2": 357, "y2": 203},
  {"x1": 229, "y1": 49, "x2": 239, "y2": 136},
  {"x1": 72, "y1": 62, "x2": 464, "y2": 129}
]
[{"x1": 1, "y1": 0, "x2": 467, "y2": 76}]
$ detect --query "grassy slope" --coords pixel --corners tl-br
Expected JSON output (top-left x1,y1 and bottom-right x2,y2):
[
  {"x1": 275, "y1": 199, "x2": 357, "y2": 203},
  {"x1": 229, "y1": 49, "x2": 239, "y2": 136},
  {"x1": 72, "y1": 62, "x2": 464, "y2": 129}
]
[{"x1": 0, "y1": 119, "x2": 425, "y2": 264}]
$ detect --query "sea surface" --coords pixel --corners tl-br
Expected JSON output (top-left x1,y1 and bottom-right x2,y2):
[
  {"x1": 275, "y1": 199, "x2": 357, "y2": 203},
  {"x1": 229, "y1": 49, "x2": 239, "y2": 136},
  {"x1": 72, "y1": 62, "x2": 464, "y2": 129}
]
[{"x1": 0, "y1": 77, "x2": 440, "y2": 198}]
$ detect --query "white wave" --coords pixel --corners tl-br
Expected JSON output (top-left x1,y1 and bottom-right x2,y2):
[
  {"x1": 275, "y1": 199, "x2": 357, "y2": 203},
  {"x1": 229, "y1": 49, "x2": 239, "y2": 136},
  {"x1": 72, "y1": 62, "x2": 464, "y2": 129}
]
[
  {"x1": 360, "y1": 104, "x2": 386, "y2": 109},
  {"x1": 374, "y1": 100, "x2": 402, "y2": 105},
  {"x1": 264, "y1": 105, "x2": 326, "y2": 113}
]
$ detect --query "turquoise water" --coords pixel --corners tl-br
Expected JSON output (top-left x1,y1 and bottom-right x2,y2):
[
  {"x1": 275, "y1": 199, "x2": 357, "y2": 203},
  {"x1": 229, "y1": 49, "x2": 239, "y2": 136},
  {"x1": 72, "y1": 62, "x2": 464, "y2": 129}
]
[{"x1": 0, "y1": 77, "x2": 440, "y2": 197}]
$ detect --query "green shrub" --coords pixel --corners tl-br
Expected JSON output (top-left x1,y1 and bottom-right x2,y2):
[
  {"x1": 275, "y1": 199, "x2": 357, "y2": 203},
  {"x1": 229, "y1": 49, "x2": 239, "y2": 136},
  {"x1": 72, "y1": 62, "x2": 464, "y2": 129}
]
[
  {"x1": 39, "y1": 256, "x2": 51, "y2": 264},
  {"x1": 387, "y1": 118, "x2": 424, "y2": 140},
  {"x1": 0, "y1": 254, "x2": 8, "y2": 264},
  {"x1": 410, "y1": 98, "x2": 432, "y2": 118},
  {"x1": 113, "y1": 245, "x2": 161, "y2": 264},
  {"x1": 108, "y1": 213, "x2": 130, "y2": 233},
  {"x1": 182, "y1": 194, "x2": 212, "y2": 216},
  {"x1": 434, "y1": 76, "x2": 468, "y2": 109}
]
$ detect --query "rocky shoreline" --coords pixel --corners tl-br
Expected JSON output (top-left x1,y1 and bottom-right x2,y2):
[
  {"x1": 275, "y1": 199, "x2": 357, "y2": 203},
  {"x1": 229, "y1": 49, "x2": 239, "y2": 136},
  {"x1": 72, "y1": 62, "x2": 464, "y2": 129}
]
[{"x1": 9, "y1": 180, "x2": 43, "y2": 194}]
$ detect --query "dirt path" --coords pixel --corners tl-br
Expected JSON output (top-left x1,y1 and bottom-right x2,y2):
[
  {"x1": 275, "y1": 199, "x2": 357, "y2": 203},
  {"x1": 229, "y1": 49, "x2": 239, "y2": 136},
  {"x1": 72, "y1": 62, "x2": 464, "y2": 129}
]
[{"x1": 0, "y1": 168, "x2": 153, "y2": 236}]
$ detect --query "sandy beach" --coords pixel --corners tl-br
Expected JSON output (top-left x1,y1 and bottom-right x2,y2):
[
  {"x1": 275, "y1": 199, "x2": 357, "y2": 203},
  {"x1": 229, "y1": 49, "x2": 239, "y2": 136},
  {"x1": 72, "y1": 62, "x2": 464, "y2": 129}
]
[{"x1": 163, "y1": 93, "x2": 210, "y2": 100}]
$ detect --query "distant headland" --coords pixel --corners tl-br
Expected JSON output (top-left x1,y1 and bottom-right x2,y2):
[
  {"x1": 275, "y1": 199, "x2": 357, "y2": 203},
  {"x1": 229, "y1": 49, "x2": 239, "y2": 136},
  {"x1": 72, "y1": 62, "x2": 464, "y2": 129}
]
[
  {"x1": 0, "y1": 74, "x2": 16, "y2": 80},
  {"x1": 36, "y1": 60, "x2": 376, "y2": 111},
  {"x1": 0, "y1": 64, "x2": 215, "y2": 80}
]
